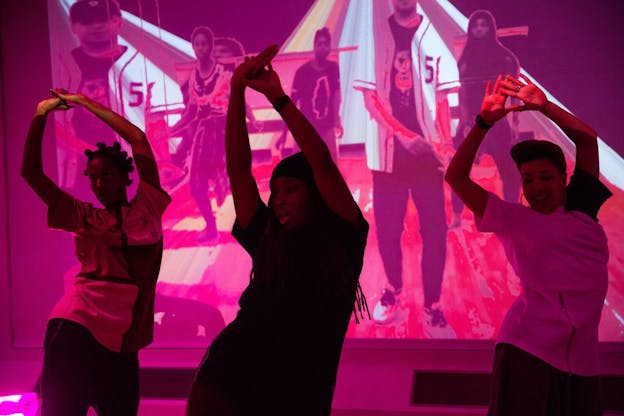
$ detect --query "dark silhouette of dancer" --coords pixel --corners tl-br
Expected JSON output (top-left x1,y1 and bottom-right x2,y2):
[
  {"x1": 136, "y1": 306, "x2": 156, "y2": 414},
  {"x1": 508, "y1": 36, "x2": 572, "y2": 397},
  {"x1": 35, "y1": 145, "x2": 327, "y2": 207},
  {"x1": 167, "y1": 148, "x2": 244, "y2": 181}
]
[
  {"x1": 186, "y1": 46, "x2": 369, "y2": 416},
  {"x1": 22, "y1": 89, "x2": 170, "y2": 415}
]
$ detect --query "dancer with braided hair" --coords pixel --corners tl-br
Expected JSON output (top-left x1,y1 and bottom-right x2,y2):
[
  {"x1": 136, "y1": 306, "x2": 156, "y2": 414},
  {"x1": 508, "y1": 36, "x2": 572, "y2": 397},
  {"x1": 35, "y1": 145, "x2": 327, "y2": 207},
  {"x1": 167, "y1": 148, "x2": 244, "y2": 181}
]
[
  {"x1": 22, "y1": 89, "x2": 171, "y2": 415},
  {"x1": 186, "y1": 46, "x2": 369, "y2": 416}
]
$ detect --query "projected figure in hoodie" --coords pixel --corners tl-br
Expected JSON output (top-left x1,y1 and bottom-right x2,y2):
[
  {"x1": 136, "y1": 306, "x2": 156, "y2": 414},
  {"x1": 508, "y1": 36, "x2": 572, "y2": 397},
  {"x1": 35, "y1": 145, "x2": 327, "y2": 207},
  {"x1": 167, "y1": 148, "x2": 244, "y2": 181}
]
[{"x1": 450, "y1": 9, "x2": 520, "y2": 228}]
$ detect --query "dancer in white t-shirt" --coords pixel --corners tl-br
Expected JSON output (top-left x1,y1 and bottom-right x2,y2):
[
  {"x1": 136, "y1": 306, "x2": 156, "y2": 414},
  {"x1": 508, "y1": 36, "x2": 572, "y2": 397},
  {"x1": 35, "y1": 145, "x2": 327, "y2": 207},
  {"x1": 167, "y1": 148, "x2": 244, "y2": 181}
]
[{"x1": 445, "y1": 74, "x2": 611, "y2": 416}]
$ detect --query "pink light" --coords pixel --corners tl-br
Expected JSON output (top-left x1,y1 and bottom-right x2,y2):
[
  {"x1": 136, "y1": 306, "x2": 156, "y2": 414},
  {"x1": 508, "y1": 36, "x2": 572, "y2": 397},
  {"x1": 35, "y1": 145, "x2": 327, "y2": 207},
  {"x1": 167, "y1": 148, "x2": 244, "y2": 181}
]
[{"x1": 0, "y1": 393, "x2": 38, "y2": 416}]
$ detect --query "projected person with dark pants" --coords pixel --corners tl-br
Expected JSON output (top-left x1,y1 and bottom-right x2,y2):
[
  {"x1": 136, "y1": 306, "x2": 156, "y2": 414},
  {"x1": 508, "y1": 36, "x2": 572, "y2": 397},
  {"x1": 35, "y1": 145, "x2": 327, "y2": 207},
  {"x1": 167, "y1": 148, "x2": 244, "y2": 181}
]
[
  {"x1": 186, "y1": 46, "x2": 369, "y2": 416},
  {"x1": 450, "y1": 10, "x2": 520, "y2": 228},
  {"x1": 22, "y1": 90, "x2": 170, "y2": 415},
  {"x1": 445, "y1": 74, "x2": 610, "y2": 416},
  {"x1": 169, "y1": 26, "x2": 232, "y2": 244},
  {"x1": 363, "y1": 0, "x2": 451, "y2": 337},
  {"x1": 291, "y1": 27, "x2": 343, "y2": 161}
]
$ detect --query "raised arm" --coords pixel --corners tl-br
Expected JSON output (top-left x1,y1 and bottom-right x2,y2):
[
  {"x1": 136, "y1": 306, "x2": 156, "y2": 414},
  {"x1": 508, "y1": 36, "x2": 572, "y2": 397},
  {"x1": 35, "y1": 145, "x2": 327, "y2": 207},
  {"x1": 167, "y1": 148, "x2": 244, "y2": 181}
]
[
  {"x1": 21, "y1": 97, "x2": 67, "y2": 206},
  {"x1": 225, "y1": 59, "x2": 262, "y2": 229},
  {"x1": 502, "y1": 74, "x2": 599, "y2": 177},
  {"x1": 54, "y1": 90, "x2": 162, "y2": 188},
  {"x1": 332, "y1": 64, "x2": 344, "y2": 138},
  {"x1": 445, "y1": 76, "x2": 518, "y2": 217},
  {"x1": 246, "y1": 57, "x2": 360, "y2": 225}
]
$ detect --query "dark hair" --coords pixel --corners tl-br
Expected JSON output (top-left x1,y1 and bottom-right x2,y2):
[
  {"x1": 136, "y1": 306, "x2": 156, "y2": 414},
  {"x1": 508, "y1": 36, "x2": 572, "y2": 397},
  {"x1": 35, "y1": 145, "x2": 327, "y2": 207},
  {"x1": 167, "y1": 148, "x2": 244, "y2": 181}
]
[
  {"x1": 510, "y1": 140, "x2": 567, "y2": 174},
  {"x1": 70, "y1": 0, "x2": 121, "y2": 24},
  {"x1": 267, "y1": 152, "x2": 328, "y2": 226},
  {"x1": 257, "y1": 152, "x2": 369, "y2": 321},
  {"x1": 467, "y1": 10, "x2": 497, "y2": 42},
  {"x1": 459, "y1": 10, "x2": 499, "y2": 66},
  {"x1": 190, "y1": 26, "x2": 214, "y2": 45},
  {"x1": 269, "y1": 152, "x2": 314, "y2": 189},
  {"x1": 314, "y1": 27, "x2": 331, "y2": 44},
  {"x1": 214, "y1": 37, "x2": 245, "y2": 57},
  {"x1": 458, "y1": 9, "x2": 519, "y2": 86},
  {"x1": 84, "y1": 142, "x2": 134, "y2": 184},
  {"x1": 258, "y1": 153, "x2": 334, "y2": 280}
]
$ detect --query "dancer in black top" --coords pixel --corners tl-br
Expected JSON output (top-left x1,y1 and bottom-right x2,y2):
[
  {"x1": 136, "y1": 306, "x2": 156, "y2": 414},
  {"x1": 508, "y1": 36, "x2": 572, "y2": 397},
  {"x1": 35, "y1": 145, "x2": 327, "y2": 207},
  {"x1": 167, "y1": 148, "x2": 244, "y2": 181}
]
[{"x1": 186, "y1": 46, "x2": 369, "y2": 416}]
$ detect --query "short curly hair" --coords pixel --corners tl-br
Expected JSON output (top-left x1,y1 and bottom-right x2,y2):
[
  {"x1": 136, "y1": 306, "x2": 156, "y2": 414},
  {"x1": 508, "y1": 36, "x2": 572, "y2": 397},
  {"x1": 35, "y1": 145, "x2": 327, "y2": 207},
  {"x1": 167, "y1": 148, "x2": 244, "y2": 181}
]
[{"x1": 84, "y1": 142, "x2": 134, "y2": 185}]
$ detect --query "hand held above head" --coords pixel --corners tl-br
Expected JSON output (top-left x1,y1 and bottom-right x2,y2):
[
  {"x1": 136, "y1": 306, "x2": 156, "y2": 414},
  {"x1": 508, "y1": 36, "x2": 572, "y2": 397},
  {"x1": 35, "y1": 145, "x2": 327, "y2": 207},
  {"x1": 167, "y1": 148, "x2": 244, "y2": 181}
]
[
  {"x1": 500, "y1": 73, "x2": 548, "y2": 112},
  {"x1": 247, "y1": 44, "x2": 279, "y2": 77},
  {"x1": 35, "y1": 97, "x2": 66, "y2": 116},
  {"x1": 231, "y1": 44, "x2": 285, "y2": 102},
  {"x1": 479, "y1": 75, "x2": 516, "y2": 124},
  {"x1": 245, "y1": 65, "x2": 286, "y2": 103},
  {"x1": 49, "y1": 88, "x2": 90, "y2": 107},
  {"x1": 230, "y1": 44, "x2": 279, "y2": 92},
  {"x1": 36, "y1": 88, "x2": 76, "y2": 116}
]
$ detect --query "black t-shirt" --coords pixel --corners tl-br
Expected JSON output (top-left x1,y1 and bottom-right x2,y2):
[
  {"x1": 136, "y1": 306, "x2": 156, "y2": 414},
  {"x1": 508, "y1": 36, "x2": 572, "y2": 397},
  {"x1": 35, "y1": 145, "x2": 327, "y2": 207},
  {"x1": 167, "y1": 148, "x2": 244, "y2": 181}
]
[
  {"x1": 71, "y1": 47, "x2": 127, "y2": 143},
  {"x1": 565, "y1": 168, "x2": 613, "y2": 221},
  {"x1": 292, "y1": 60, "x2": 341, "y2": 131},
  {"x1": 207, "y1": 202, "x2": 368, "y2": 413},
  {"x1": 388, "y1": 15, "x2": 423, "y2": 136}
]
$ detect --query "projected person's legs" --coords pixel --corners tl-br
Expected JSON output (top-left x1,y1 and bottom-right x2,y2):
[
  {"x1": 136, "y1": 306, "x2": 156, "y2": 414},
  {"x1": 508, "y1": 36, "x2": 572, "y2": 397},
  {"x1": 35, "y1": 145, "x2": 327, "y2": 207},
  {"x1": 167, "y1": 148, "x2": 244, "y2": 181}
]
[
  {"x1": 189, "y1": 119, "x2": 219, "y2": 245},
  {"x1": 209, "y1": 116, "x2": 230, "y2": 208},
  {"x1": 372, "y1": 170, "x2": 408, "y2": 324},
  {"x1": 409, "y1": 156, "x2": 455, "y2": 338}
]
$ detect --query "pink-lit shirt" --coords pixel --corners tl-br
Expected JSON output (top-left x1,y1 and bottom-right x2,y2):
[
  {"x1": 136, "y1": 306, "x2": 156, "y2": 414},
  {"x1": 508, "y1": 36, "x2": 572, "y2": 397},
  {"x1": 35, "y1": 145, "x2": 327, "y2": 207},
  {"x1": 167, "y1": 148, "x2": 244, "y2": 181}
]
[
  {"x1": 475, "y1": 172, "x2": 611, "y2": 375},
  {"x1": 47, "y1": 181, "x2": 170, "y2": 352}
]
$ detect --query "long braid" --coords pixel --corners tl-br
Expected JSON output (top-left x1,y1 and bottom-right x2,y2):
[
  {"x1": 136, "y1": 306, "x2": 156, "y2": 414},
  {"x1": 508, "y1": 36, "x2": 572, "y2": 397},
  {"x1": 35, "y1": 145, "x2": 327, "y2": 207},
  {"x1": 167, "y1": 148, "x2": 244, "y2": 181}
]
[{"x1": 353, "y1": 283, "x2": 370, "y2": 324}]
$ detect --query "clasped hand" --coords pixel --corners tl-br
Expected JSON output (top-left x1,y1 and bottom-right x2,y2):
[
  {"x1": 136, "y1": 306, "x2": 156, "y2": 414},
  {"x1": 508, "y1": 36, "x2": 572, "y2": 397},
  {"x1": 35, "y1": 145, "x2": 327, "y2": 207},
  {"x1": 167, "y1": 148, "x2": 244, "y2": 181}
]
[
  {"x1": 36, "y1": 88, "x2": 89, "y2": 116},
  {"x1": 231, "y1": 44, "x2": 284, "y2": 101},
  {"x1": 480, "y1": 73, "x2": 548, "y2": 124}
]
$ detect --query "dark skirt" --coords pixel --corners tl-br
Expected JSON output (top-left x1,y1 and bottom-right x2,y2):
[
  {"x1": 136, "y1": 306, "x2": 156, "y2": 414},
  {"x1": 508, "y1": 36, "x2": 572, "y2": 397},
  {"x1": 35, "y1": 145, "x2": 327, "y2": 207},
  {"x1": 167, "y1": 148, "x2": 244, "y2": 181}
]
[{"x1": 488, "y1": 343, "x2": 602, "y2": 416}]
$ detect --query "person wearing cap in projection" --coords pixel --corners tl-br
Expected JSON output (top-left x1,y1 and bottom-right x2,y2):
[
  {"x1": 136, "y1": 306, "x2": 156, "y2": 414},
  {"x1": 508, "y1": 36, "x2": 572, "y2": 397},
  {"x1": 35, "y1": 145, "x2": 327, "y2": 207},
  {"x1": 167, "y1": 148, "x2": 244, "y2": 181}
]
[{"x1": 52, "y1": 0, "x2": 127, "y2": 201}]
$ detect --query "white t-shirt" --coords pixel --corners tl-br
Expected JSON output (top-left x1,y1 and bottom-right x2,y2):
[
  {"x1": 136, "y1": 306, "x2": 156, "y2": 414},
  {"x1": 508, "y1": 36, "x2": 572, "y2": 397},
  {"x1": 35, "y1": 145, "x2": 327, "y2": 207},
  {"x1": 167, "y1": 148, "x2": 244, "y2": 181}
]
[
  {"x1": 47, "y1": 181, "x2": 171, "y2": 352},
  {"x1": 475, "y1": 170, "x2": 612, "y2": 375}
]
